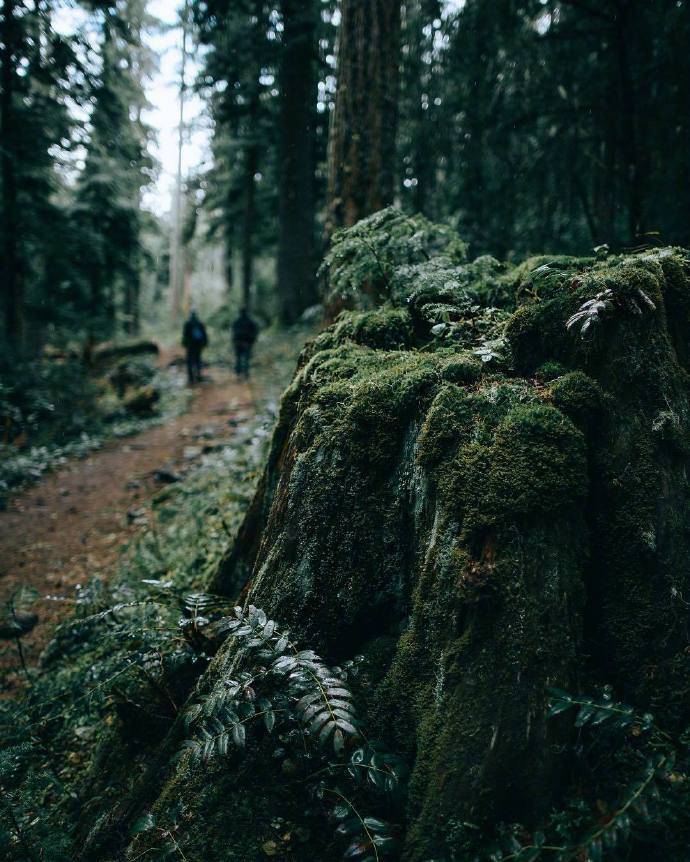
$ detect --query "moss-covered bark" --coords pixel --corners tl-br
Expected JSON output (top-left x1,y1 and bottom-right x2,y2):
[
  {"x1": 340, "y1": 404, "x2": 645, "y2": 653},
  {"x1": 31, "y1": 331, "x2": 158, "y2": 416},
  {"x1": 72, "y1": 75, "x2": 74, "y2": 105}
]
[{"x1": 77, "y1": 226, "x2": 690, "y2": 861}]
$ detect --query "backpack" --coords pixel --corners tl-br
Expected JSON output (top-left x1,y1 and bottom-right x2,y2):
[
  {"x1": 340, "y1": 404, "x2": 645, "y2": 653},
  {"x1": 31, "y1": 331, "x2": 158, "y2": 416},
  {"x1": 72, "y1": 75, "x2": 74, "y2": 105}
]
[{"x1": 190, "y1": 323, "x2": 205, "y2": 344}]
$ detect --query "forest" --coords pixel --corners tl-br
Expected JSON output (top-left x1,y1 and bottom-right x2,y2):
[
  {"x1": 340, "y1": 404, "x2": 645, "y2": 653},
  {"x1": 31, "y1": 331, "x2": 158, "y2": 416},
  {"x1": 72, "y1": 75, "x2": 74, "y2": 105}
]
[{"x1": 1, "y1": 1, "x2": 690, "y2": 860}]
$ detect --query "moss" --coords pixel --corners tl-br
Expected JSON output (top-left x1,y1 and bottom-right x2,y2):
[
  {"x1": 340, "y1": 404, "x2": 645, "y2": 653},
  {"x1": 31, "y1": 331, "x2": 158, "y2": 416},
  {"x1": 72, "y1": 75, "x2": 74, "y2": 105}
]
[
  {"x1": 457, "y1": 404, "x2": 588, "y2": 538},
  {"x1": 505, "y1": 253, "x2": 678, "y2": 378},
  {"x1": 549, "y1": 371, "x2": 605, "y2": 430},
  {"x1": 310, "y1": 305, "x2": 415, "y2": 353},
  {"x1": 375, "y1": 518, "x2": 588, "y2": 861},
  {"x1": 416, "y1": 385, "x2": 472, "y2": 467},
  {"x1": 535, "y1": 360, "x2": 569, "y2": 381},
  {"x1": 659, "y1": 251, "x2": 690, "y2": 368},
  {"x1": 439, "y1": 350, "x2": 483, "y2": 385},
  {"x1": 60, "y1": 229, "x2": 690, "y2": 862}
]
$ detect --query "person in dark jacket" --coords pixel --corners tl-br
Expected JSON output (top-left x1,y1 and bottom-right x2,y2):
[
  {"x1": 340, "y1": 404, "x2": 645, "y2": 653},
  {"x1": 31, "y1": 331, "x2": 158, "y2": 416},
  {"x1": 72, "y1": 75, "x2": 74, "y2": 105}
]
[
  {"x1": 182, "y1": 309, "x2": 208, "y2": 385},
  {"x1": 232, "y1": 308, "x2": 258, "y2": 379}
]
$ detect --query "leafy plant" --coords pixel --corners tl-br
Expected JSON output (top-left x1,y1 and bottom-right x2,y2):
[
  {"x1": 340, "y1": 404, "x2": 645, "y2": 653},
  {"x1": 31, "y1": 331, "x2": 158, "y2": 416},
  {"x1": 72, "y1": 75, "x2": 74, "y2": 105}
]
[
  {"x1": 566, "y1": 282, "x2": 656, "y2": 338},
  {"x1": 320, "y1": 207, "x2": 467, "y2": 308},
  {"x1": 163, "y1": 601, "x2": 404, "y2": 861},
  {"x1": 460, "y1": 686, "x2": 686, "y2": 862},
  {"x1": 180, "y1": 603, "x2": 360, "y2": 760},
  {"x1": 474, "y1": 336, "x2": 508, "y2": 365}
]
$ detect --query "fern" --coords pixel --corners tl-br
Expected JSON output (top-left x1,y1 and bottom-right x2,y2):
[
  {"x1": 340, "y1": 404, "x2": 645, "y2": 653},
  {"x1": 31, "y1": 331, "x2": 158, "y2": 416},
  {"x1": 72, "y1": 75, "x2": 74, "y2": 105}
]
[
  {"x1": 566, "y1": 282, "x2": 656, "y2": 337},
  {"x1": 320, "y1": 206, "x2": 467, "y2": 308},
  {"x1": 180, "y1": 604, "x2": 360, "y2": 761},
  {"x1": 469, "y1": 687, "x2": 681, "y2": 862},
  {"x1": 169, "y1": 601, "x2": 405, "y2": 861}
]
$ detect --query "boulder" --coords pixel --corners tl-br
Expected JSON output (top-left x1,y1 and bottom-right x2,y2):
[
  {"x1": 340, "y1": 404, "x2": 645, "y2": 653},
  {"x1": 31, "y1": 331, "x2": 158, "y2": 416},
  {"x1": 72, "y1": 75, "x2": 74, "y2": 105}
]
[{"x1": 123, "y1": 385, "x2": 160, "y2": 415}]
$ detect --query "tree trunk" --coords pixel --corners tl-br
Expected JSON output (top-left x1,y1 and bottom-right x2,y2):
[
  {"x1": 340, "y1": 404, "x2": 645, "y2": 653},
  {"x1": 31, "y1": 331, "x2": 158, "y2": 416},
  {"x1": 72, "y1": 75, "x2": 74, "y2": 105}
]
[
  {"x1": 1, "y1": 0, "x2": 22, "y2": 346},
  {"x1": 614, "y1": 0, "x2": 643, "y2": 243},
  {"x1": 241, "y1": 141, "x2": 257, "y2": 311},
  {"x1": 170, "y1": 0, "x2": 189, "y2": 323},
  {"x1": 326, "y1": 0, "x2": 402, "y2": 235},
  {"x1": 276, "y1": 0, "x2": 318, "y2": 324},
  {"x1": 64, "y1": 225, "x2": 690, "y2": 862},
  {"x1": 239, "y1": 3, "x2": 264, "y2": 313}
]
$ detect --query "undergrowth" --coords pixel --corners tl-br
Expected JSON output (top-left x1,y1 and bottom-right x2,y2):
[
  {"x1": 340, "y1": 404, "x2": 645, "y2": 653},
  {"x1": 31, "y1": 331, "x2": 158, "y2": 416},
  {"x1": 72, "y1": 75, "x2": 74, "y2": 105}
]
[
  {"x1": 0, "y1": 362, "x2": 190, "y2": 504},
  {"x1": 0, "y1": 332, "x2": 303, "y2": 860}
]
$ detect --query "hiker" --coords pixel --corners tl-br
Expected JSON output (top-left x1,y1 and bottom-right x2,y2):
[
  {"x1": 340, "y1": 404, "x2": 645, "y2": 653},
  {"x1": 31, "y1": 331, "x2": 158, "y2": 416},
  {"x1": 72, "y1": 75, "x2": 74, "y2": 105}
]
[
  {"x1": 182, "y1": 309, "x2": 208, "y2": 385},
  {"x1": 232, "y1": 308, "x2": 259, "y2": 380}
]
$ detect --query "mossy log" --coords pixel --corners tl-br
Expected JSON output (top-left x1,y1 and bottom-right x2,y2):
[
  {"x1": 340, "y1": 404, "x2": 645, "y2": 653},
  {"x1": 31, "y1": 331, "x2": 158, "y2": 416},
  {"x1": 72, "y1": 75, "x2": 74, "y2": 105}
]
[
  {"x1": 78, "y1": 224, "x2": 690, "y2": 860},
  {"x1": 92, "y1": 339, "x2": 160, "y2": 368}
]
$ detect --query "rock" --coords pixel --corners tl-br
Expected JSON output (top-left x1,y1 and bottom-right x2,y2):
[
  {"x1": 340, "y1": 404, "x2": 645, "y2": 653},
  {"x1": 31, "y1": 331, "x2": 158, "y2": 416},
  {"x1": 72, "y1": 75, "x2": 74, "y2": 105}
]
[
  {"x1": 123, "y1": 386, "x2": 160, "y2": 415},
  {"x1": 153, "y1": 469, "x2": 182, "y2": 484},
  {"x1": 108, "y1": 358, "x2": 155, "y2": 397}
]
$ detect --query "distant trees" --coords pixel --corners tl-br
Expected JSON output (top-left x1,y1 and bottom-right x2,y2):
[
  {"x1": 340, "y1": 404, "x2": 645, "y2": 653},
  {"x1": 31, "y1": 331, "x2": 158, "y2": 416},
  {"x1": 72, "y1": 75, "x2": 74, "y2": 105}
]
[
  {"x1": 0, "y1": 0, "x2": 20, "y2": 344},
  {"x1": 3, "y1": 0, "x2": 689, "y2": 346},
  {"x1": 72, "y1": 0, "x2": 153, "y2": 337},
  {"x1": 194, "y1": 0, "x2": 277, "y2": 314},
  {"x1": 1, "y1": 0, "x2": 80, "y2": 345},
  {"x1": 276, "y1": 0, "x2": 318, "y2": 324},
  {"x1": 397, "y1": 0, "x2": 690, "y2": 254},
  {"x1": 194, "y1": 0, "x2": 338, "y2": 320},
  {"x1": 0, "y1": 0, "x2": 155, "y2": 349}
]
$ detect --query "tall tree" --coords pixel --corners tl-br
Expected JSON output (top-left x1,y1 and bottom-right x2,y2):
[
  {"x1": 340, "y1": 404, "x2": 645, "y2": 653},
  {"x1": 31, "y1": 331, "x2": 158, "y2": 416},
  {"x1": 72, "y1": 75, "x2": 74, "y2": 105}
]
[
  {"x1": 326, "y1": 0, "x2": 402, "y2": 233},
  {"x1": 170, "y1": 0, "x2": 190, "y2": 324},
  {"x1": 195, "y1": 0, "x2": 278, "y2": 313},
  {"x1": 71, "y1": 1, "x2": 153, "y2": 337},
  {"x1": 1, "y1": 0, "x2": 81, "y2": 345},
  {"x1": 0, "y1": 0, "x2": 20, "y2": 344},
  {"x1": 276, "y1": 0, "x2": 318, "y2": 323}
]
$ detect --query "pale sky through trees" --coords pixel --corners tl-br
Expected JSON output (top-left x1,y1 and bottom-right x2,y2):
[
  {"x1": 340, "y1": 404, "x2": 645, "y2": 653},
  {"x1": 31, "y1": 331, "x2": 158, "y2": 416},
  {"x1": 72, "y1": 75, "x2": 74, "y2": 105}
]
[
  {"x1": 144, "y1": 0, "x2": 209, "y2": 217},
  {"x1": 54, "y1": 0, "x2": 464, "y2": 219},
  {"x1": 144, "y1": 0, "x2": 465, "y2": 218}
]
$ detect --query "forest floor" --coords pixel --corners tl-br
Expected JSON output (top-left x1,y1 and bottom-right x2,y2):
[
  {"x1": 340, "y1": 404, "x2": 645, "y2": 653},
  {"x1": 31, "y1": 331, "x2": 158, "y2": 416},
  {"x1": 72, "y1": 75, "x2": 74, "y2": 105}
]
[{"x1": 0, "y1": 352, "x2": 260, "y2": 681}]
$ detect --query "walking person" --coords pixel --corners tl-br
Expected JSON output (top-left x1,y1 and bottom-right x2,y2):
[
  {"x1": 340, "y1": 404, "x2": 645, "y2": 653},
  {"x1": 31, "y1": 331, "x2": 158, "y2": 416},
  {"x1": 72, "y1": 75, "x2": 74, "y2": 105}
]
[
  {"x1": 182, "y1": 309, "x2": 208, "y2": 385},
  {"x1": 232, "y1": 308, "x2": 259, "y2": 380}
]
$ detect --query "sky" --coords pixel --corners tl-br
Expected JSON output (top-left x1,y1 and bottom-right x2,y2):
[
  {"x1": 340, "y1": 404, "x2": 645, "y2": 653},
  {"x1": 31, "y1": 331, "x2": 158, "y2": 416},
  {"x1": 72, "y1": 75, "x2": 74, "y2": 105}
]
[{"x1": 143, "y1": 0, "x2": 209, "y2": 217}]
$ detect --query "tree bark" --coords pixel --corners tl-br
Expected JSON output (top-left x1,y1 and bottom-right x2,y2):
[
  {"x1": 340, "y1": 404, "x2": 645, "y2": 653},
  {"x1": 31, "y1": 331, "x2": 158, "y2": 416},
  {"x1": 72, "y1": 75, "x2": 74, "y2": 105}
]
[
  {"x1": 613, "y1": 0, "x2": 643, "y2": 243},
  {"x1": 276, "y1": 0, "x2": 318, "y2": 324},
  {"x1": 170, "y1": 0, "x2": 189, "y2": 323},
  {"x1": 241, "y1": 140, "x2": 257, "y2": 311},
  {"x1": 239, "y1": 2, "x2": 264, "y2": 313},
  {"x1": 326, "y1": 0, "x2": 402, "y2": 235},
  {"x1": 1, "y1": 0, "x2": 22, "y2": 346}
]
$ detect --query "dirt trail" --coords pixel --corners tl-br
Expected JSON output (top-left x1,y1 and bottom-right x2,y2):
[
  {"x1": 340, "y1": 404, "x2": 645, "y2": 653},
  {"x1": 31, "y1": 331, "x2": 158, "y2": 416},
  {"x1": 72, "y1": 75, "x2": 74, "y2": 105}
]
[{"x1": 0, "y1": 361, "x2": 254, "y2": 679}]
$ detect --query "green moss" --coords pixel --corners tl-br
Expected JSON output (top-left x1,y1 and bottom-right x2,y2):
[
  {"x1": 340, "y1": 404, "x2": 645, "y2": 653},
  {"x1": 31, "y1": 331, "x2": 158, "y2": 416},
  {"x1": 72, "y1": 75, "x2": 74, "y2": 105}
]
[
  {"x1": 549, "y1": 371, "x2": 604, "y2": 430},
  {"x1": 458, "y1": 404, "x2": 588, "y2": 538},
  {"x1": 416, "y1": 385, "x2": 472, "y2": 467},
  {"x1": 659, "y1": 252, "x2": 690, "y2": 368},
  {"x1": 439, "y1": 350, "x2": 483, "y2": 385},
  {"x1": 535, "y1": 360, "x2": 568, "y2": 381}
]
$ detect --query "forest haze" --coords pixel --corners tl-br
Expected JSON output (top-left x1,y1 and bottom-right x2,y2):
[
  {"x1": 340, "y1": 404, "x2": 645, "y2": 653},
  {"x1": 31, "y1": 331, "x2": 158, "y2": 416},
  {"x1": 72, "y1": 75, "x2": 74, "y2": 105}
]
[{"x1": 2, "y1": 0, "x2": 689, "y2": 348}]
